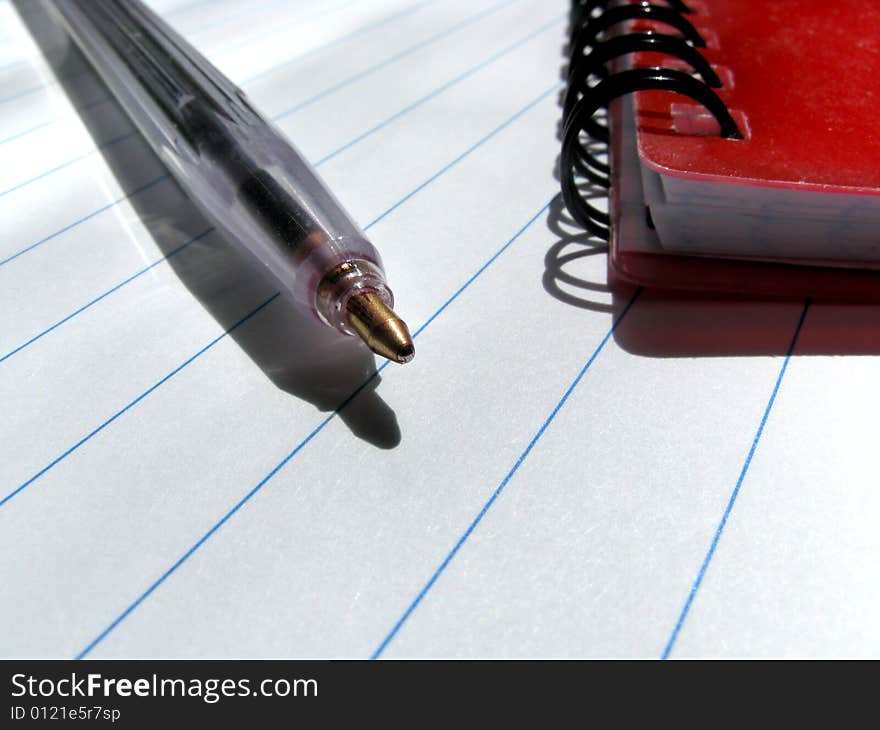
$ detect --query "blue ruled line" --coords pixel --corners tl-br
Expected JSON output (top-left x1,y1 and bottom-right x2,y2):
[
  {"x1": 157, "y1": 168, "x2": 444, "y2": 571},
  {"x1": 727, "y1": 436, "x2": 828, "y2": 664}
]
[
  {"x1": 0, "y1": 173, "x2": 167, "y2": 268},
  {"x1": 216, "y1": 0, "x2": 364, "y2": 55},
  {"x1": 163, "y1": 0, "x2": 222, "y2": 17},
  {"x1": 0, "y1": 95, "x2": 112, "y2": 146},
  {"x1": 240, "y1": 0, "x2": 435, "y2": 87},
  {"x1": 3, "y1": 83, "x2": 554, "y2": 511},
  {"x1": 0, "y1": 57, "x2": 39, "y2": 74},
  {"x1": 272, "y1": 0, "x2": 518, "y2": 122},
  {"x1": 0, "y1": 66, "x2": 92, "y2": 106},
  {"x1": 1, "y1": 39, "x2": 557, "y2": 363},
  {"x1": 0, "y1": 0, "x2": 429, "y2": 150},
  {"x1": 314, "y1": 15, "x2": 563, "y2": 167},
  {"x1": 75, "y1": 195, "x2": 559, "y2": 660},
  {"x1": 370, "y1": 288, "x2": 644, "y2": 659},
  {"x1": 365, "y1": 82, "x2": 561, "y2": 231},
  {"x1": 0, "y1": 293, "x2": 279, "y2": 511},
  {"x1": 0, "y1": 228, "x2": 214, "y2": 363},
  {"x1": 0, "y1": 0, "x2": 360, "y2": 106},
  {"x1": 0, "y1": 129, "x2": 140, "y2": 200},
  {"x1": 660, "y1": 299, "x2": 811, "y2": 659},
  {"x1": 74, "y1": 370, "x2": 382, "y2": 661},
  {"x1": 0, "y1": 54, "x2": 57, "y2": 73},
  {"x1": 412, "y1": 201, "x2": 555, "y2": 337},
  {"x1": 0, "y1": 0, "x2": 218, "y2": 68},
  {"x1": 0, "y1": 2, "x2": 524, "y2": 269}
]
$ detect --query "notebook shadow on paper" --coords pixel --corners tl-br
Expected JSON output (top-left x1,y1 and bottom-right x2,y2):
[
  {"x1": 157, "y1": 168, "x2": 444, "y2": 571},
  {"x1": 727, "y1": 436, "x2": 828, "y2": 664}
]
[
  {"x1": 17, "y1": 2, "x2": 401, "y2": 449},
  {"x1": 544, "y1": 190, "x2": 880, "y2": 357},
  {"x1": 611, "y1": 291, "x2": 880, "y2": 358}
]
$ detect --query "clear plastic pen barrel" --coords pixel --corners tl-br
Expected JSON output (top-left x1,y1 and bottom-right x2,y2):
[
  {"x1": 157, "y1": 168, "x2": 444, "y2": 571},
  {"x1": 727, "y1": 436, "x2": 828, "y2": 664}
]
[{"x1": 50, "y1": 0, "x2": 397, "y2": 339}]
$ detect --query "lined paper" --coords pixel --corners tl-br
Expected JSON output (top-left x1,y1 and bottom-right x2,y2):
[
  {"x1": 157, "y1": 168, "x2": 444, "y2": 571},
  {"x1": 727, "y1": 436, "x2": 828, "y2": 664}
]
[{"x1": 1, "y1": 0, "x2": 879, "y2": 659}]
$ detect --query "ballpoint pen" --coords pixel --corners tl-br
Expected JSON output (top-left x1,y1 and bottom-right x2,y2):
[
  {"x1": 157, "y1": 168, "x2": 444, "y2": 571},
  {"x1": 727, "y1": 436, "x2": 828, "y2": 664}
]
[{"x1": 49, "y1": 0, "x2": 415, "y2": 364}]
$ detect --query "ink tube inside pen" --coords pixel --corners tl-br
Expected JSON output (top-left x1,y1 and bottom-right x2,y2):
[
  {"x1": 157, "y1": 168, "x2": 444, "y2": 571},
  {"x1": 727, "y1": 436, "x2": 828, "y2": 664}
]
[{"x1": 50, "y1": 0, "x2": 414, "y2": 363}]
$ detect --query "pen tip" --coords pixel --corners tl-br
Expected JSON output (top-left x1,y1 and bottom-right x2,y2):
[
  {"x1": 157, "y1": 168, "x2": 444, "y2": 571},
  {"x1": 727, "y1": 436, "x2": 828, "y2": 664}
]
[{"x1": 346, "y1": 291, "x2": 415, "y2": 364}]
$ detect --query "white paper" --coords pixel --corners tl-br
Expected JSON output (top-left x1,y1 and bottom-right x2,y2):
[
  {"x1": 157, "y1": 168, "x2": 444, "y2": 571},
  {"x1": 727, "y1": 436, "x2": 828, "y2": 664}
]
[{"x1": 1, "y1": 0, "x2": 878, "y2": 659}]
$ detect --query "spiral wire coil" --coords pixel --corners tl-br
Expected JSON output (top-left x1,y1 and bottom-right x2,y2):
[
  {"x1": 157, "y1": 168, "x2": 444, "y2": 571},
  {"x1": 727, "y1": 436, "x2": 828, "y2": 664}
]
[{"x1": 561, "y1": 0, "x2": 741, "y2": 239}]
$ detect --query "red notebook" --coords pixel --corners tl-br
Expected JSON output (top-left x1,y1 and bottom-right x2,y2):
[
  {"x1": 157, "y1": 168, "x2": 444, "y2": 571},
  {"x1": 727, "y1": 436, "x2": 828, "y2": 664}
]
[{"x1": 564, "y1": 0, "x2": 880, "y2": 300}]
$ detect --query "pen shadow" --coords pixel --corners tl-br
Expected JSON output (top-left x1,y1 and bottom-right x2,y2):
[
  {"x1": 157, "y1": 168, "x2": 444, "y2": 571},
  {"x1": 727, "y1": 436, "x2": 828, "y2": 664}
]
[{"x1": 16, "y1": 1, "x2": 401, "y2": 449}]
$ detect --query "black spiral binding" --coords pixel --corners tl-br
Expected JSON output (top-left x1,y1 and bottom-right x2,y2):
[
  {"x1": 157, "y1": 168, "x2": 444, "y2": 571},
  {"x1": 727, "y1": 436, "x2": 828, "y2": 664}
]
[{"x1": 561, "y1": 0, "x2": 742, "y2": 240}]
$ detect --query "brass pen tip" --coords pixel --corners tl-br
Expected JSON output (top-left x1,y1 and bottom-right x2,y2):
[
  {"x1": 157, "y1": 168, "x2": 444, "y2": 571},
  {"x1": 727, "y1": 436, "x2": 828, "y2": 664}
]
[{"x1": 345, "y1": 291, "x2": 415, "y2": 364}]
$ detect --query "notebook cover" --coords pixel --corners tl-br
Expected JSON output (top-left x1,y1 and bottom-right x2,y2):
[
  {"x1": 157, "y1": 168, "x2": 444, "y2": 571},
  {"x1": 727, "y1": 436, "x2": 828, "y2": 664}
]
[{"x1": 632, "y1": 0, "x2": 880, "y2": 195}]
